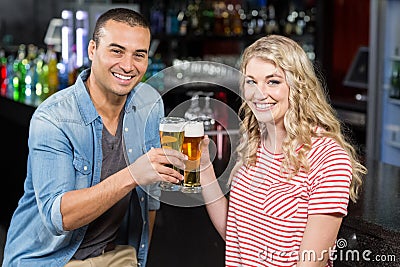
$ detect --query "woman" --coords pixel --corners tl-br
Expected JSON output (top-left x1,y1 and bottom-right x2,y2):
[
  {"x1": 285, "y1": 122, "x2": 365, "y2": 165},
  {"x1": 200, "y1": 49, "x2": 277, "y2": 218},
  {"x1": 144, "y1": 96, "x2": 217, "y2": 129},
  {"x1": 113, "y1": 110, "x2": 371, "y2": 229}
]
[{"x1": 200, "y1": 35, "x2": 366, "y2": 267}]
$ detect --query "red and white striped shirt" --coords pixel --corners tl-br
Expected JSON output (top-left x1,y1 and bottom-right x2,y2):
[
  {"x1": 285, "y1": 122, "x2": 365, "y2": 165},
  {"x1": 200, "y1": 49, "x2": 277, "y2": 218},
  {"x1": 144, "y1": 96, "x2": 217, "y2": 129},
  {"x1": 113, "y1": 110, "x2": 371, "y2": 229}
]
[{"x1": 226, "y1": 136, "x2": 352, "y2": 267}]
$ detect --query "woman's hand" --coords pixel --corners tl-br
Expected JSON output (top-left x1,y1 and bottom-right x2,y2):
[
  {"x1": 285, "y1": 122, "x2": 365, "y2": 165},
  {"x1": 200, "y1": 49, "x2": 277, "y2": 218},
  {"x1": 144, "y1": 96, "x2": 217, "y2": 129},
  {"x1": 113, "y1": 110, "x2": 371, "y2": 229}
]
[{"x1": 200, "y1": 135, "x2": 213, "y2": 173}]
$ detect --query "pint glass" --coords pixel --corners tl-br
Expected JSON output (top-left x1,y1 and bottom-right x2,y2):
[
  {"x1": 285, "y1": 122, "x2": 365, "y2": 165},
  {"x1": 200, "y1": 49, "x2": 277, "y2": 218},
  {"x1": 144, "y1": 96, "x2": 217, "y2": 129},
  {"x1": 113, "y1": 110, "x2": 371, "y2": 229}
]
[
  {"x1": 181, "y1": 121, "x2": 204, "y2": 193},
  {"x1": 159, "y1": 117, "x2": 186, "y2": 191}
]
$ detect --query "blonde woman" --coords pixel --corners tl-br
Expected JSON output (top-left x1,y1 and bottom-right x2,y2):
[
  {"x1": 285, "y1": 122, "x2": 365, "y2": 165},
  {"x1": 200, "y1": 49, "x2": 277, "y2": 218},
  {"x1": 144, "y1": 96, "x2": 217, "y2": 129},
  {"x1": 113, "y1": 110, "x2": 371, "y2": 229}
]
[{"x1": 200, "y1": 35, "x2": 366, "y2": 267}]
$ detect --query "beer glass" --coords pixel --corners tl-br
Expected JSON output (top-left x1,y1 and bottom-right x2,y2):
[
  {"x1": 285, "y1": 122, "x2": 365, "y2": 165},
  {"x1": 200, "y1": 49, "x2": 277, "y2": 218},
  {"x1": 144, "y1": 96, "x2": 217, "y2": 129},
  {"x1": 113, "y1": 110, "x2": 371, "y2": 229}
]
[
  {"x1": 159, "y1": 117, "x2": 186, "y2": 191},
  {"x1": 181, "y1": 121, "x2": 204, "y2": 193}
]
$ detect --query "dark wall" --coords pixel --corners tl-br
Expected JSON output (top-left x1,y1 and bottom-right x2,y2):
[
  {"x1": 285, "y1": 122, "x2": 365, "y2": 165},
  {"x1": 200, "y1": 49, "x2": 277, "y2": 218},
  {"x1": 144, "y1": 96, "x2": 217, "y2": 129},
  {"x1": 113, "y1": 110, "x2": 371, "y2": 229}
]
[
  {"x1": 0, "y1": 0, "x2": 59, "y2": 50},
  {"x1": 330, "y1": 0, "x2": 370, "y2": 99}
]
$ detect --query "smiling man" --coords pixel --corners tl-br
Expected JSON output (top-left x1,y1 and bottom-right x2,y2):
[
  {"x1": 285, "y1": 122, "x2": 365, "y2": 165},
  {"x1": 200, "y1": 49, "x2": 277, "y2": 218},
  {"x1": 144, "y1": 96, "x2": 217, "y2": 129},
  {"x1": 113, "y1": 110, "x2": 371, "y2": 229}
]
[{"x1": 3, "y1": 8, "x2": 185, "y2": 267}]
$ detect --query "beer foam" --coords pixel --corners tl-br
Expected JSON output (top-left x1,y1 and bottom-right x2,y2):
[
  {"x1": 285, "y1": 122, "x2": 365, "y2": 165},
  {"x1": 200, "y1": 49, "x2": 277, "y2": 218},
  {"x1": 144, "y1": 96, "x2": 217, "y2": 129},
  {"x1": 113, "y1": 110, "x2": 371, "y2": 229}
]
[
  {"x1": 159, "y1": 122, "x2": 186, "y2": 132},
  {"x1": 184, "y1": 121, "x2": 204, "y2": 137}
]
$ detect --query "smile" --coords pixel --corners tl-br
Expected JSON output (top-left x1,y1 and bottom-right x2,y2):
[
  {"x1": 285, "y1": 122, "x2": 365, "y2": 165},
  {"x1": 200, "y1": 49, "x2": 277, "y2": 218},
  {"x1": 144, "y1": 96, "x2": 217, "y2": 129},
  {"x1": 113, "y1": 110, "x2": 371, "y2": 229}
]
[
  {"x1": 113, "y1": 72, "x2": 134, "y2": 81},
  {"x1": 254, "y1": 102, "x2": 275, "y2": 110}
]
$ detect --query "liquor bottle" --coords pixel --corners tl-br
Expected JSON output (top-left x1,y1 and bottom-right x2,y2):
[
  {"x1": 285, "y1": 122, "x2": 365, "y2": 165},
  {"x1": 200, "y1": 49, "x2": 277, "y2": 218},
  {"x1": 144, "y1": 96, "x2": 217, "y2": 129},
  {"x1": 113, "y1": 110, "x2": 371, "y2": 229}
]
[
  {"x1": 187, "y1": 0, "x2": 202, "y2": 35},
  {"x1": 200, "y1": 94, "x2": 215, "y2": 131},
  {"x1": 150, "y1": 1, "x2": 165, "y2": 34},
  {"x1": 213, "y1": 2, "x2": 224, "y2": 35},
  {"x1": 24, "y1": 44, "x2": 38, "y2": 105},
  {"x1": 6, "y1": 54, "x2": 15, "y2": 100},
  {"x1": 222, "y1": 3, "x2": 231, "y2": 36},
  {"x1": 12, "y1": 44, "x2": 27, "y2": 102},
  {"x1": 165, "y1": 5, "x2": 180, "y2": 35},
  {"x1": 231, "y1": 4, "x2": 244, "y2": 36},
  {"x1": 201, "y1": 1, "x2": 215, "y2": 35},
  {"x1": 177, "y1": 3, "x2": 188, "y2": 36},
  {"x1": 184, "y1": 93, "x2": 201, "y2": 121},
  {"x1": 35, "y1": 48, "x2": 49, "y2": 103},
  {"x1": 283, "y1": 3, "x2": 297, "y2": 36},
  {"x1": 390, "y1": 48, "x2": 400, "y2": 99},
  {"x1": 265, "y1": 3, "x2": 280, "y2": 34},
  {"x1": 0, "y1": 49, "x2": 7, "y2": 97},
  {"x1": 46, "y1": 46, "x2": 59, "y2": 96}
]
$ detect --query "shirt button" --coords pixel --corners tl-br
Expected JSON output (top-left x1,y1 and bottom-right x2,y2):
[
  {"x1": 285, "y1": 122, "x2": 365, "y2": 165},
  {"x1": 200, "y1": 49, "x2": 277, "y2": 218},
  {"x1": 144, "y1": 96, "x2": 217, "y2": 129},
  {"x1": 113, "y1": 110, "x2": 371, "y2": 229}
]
[
  {"x1": 83, "y1": 166, "x2": 88, "y2": 171},
  {"x1": 124, "y1": 127, "x2": 129, "y2": 132},
  {"x1": 143, "y1": 221, "x2": 146, "y2": 225},
  {"x1": 141, "y1": 244, "x2": 145, "y2": 248},
  {"x1": 128, "y1": 148, "x2": 133, "y2": 153},
  {"x1": 140, "y1": 197, "x2": 144, "y2": 202},
  {"x1": 138, "y1": 263, "x2": 141, "y2": 266}
]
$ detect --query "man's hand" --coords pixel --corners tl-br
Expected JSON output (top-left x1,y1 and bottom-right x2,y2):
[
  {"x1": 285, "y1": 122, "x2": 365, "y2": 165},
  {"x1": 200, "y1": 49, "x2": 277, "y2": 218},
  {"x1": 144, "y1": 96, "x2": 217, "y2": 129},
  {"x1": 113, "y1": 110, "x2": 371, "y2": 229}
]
[{"x1": 128, "y1": 147, "x2": 186, "y2": 186}]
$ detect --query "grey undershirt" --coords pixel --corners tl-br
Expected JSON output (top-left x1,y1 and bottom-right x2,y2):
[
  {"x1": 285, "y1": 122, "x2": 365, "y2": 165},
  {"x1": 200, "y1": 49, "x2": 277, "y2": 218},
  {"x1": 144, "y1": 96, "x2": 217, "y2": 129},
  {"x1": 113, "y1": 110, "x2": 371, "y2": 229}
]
[{"x1": 73, "y1": 115, "x2": 135, "y2": 260}]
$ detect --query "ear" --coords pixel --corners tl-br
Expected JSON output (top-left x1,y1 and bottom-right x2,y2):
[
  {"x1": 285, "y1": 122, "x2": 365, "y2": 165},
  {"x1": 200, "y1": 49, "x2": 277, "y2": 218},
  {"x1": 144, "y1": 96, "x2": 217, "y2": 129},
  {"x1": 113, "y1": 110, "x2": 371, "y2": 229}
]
[{"x1": 88, "y1": 40, "x2": 96, "y2": 61}]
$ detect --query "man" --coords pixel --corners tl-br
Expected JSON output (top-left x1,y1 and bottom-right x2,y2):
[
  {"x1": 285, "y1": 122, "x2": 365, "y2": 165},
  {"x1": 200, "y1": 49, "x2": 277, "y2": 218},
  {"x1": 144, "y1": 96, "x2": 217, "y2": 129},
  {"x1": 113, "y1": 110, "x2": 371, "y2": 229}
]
[{"x1": 3, "y1": 8, "x2": 184, "y2": 267}]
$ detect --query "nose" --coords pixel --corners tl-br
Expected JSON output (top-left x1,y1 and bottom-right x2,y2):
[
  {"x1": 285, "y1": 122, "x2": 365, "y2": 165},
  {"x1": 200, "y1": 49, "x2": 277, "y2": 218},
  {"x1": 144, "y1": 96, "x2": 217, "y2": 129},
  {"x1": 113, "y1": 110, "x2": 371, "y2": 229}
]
[
  {"x1": 253, "y1": 83, "x2": 268, "y2": 99},
  {"x1": 119, "y1": 55, "x2": 135, "y2": 73}
]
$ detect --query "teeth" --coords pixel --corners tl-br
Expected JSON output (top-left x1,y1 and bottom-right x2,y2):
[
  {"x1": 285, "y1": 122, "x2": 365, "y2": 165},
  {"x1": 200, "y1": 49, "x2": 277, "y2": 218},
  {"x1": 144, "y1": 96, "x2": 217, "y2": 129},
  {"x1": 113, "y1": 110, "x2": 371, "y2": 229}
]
[
  {"x1": 113, "y1": 73, "x2": 132, "y2": 80},
  {"x1": 255, "y1": 103, "x2": 273, "y2": 109}
]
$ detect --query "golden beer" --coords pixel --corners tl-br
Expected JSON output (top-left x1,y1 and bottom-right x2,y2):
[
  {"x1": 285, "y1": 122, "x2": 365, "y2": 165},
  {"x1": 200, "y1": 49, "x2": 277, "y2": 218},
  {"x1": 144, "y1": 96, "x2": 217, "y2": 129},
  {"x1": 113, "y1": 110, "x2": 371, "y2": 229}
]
[
  {"x1": 159, "y1": 117, "x2": 186, "y2": 191},
  {"x1": 181, "y1": 121, "x2": 204, "y2": 193}
]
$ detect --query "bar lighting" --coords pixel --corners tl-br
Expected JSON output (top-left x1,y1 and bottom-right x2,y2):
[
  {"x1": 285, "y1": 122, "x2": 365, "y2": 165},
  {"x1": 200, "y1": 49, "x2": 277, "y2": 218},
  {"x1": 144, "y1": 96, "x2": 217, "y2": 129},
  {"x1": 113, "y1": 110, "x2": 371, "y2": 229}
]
[
  {"x1": 75, "y1": 10, "x2": 88, "y2": 68},
  {"x1": 61, "y1": 10, "x2": 73, "y2": 64}
]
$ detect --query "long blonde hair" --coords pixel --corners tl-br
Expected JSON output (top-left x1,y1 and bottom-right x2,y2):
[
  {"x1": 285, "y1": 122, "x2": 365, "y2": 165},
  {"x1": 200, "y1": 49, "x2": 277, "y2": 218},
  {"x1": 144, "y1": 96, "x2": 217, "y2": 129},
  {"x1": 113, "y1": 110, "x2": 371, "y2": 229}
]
[{"x1": 231, "y1": 35, "x2": 366, "y2": 202}]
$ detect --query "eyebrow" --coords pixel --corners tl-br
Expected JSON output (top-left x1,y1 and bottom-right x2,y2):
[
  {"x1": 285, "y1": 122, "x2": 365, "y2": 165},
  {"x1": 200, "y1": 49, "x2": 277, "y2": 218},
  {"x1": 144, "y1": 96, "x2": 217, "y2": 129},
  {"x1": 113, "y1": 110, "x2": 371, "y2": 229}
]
[
  {"x1": 109, "y1": 43, "x2": 148, "y2": 54},
  {"x1": 245, "y1": 72, "x2": 283, "y2": 79}
]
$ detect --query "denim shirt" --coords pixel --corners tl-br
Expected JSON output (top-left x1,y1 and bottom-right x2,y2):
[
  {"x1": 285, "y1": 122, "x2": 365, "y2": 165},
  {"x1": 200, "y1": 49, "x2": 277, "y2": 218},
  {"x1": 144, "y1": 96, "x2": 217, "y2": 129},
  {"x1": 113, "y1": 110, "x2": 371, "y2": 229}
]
[{"x1": 3, "y1": 69, "x2": 164, "y2": 267}]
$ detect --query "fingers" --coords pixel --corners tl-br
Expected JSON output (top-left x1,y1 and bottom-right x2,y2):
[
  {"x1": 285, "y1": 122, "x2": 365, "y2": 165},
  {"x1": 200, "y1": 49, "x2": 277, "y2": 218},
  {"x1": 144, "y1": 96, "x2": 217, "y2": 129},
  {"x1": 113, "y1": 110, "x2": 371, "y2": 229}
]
[
  {"x1": 157, "y1": 165, "x2": 184, "y2": 183},
  {"x1": 156, "y1": 147, "x2": 187, "y2": 160},
  {"x1": 200, "y1": 135, "x2": 210, "y2": 150},
  {"x1": 147, "y1": 148, "x2": 185, "y2": 182},
  {"x1": 150, "y1": 148, "x2": 186, "y2": 169}
]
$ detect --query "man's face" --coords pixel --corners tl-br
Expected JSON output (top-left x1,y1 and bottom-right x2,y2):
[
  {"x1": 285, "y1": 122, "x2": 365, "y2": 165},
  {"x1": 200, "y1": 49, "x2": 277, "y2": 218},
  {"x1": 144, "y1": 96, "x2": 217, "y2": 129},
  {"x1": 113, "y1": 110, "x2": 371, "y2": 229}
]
[{"x1": 88, "y1": 20, "x2": 151, "y2": 97}]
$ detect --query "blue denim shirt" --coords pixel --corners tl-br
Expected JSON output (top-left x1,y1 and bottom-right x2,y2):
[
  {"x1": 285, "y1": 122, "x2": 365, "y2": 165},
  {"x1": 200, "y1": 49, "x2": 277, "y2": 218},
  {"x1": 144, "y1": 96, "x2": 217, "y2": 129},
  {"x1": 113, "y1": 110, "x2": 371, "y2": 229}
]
[{"x1": 3, "y1": 69, "x2": 164, "y2": 267}]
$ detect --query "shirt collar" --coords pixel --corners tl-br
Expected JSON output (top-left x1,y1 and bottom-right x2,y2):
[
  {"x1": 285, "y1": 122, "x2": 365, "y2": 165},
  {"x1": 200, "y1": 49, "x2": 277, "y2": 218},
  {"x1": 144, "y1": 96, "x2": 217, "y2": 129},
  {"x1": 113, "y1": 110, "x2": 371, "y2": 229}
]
[{"x1": 74, "y1": 69, "x2": 140, "y2": 125}]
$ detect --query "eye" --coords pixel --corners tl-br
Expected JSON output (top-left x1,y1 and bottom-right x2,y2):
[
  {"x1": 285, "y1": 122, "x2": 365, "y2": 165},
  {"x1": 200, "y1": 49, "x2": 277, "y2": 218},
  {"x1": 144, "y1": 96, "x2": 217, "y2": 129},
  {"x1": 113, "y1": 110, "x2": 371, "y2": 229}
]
[
  {"x1": 135, "y1": 53, "x2": 146, "y2": 59},
  {"x1": 111, "y1": 49, "x2": 123, "y2": 55},
  {"x1": 267, "y1": 79, "x2": 280, "y2": 85},
  {"x1": 245, "y1": 79, "x2": 256, "y2": 85}
]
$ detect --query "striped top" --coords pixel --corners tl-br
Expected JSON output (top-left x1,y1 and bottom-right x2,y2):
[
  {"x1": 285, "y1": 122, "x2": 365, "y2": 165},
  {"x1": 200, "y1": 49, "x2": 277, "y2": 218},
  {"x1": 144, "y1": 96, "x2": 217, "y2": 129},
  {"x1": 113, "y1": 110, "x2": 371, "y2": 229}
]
[{"x1": 226, "y1": 136, "x2": 352, "y2": 267}]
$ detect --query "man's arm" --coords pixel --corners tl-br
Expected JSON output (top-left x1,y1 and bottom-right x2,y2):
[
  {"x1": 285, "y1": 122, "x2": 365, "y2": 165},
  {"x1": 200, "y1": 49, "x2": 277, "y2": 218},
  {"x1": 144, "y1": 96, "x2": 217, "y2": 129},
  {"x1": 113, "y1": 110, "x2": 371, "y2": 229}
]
[
  {"x1": 61, "y1": 148, "x2": 185, "y2": 231},
  {"x1": 61, "y1": 167, "x2": 136, "y2": 230}
]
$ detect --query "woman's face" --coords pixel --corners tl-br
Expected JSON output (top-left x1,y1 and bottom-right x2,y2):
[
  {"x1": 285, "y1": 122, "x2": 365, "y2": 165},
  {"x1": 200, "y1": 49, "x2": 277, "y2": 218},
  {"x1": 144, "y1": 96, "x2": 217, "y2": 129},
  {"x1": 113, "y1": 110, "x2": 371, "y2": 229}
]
[{"x1": 243, "y1": 57, "x2": 290, "y2": 128}]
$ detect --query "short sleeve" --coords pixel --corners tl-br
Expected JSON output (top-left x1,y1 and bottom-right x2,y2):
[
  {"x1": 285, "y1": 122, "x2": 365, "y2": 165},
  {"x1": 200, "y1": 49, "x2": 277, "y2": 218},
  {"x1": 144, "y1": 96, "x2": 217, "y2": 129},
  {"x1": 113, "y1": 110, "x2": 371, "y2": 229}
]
[{"x1": 308, "y1": 150, "x2": 352, "y2": 216}]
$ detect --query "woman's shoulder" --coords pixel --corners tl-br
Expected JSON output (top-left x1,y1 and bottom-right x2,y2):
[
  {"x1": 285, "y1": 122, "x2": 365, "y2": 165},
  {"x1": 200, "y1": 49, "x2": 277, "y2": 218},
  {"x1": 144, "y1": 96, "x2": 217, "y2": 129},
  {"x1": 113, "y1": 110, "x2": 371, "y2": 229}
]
[{"x1": 308, "y1": 134, "x2": 351, "y2": 168}]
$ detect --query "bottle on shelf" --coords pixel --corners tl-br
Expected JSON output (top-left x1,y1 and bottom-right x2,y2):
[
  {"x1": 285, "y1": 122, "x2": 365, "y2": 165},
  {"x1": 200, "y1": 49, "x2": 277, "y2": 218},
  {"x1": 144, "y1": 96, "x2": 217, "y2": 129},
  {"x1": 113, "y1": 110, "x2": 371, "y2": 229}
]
[
  {"x1": 23, "y1": 44, "x2": 39, "y2": 105},
  {"x1": 0, "y1": 49, "x2": 7, "y2": 97},
  {"x1": 184, "y1": 92, "x2": 202, "y2": 121},
  {"x1": 201, "y1": 1, "x2": 215, "y2": 35},
  {"x1": 36, "y1": 48, "x2": 49, "y2": 103},
  {"x1": 390, "y1": 47, "x2": 400, "y2": 99},
  {"x1": 150, "y1": 1, "x2": 165, "y2": 35},
  {"x1": 12, "y1": 44, "x2": 28, "y2": 103},
  {"x1": 46, "y1": 46, "x2": 59, "y2": 97},
  {"x1": 6, "y1": 54, "x2": 15, "y2": 100},
  {"x1": 177, "y1": 3, "x2": 189, "y2": 36},
  {"x1": 199, "y1": 93, "x2": 216, "y2": 131},
  {"x1": 265, "y1": 3, "x2": 280, "y2": 34},
  {"x1": 231, "y1": 4, "x2": 244, "y2": 36},
  {"x1": 165, "y1": 5, "x2": 180, "y2": 35}
]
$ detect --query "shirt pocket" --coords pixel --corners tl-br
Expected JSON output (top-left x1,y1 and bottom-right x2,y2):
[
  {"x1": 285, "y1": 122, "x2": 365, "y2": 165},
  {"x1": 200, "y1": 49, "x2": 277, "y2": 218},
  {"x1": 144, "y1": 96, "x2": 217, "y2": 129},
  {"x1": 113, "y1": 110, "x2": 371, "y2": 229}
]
[
  {"x1": 262, "y1": 183, "x2": 307, "y2": 219},
  {"x1": 73, "y1": 155, "x2": 92, "y2": 189},
  {"x1": 143, "y1": 137, "x2": 160, "y2": 153}
]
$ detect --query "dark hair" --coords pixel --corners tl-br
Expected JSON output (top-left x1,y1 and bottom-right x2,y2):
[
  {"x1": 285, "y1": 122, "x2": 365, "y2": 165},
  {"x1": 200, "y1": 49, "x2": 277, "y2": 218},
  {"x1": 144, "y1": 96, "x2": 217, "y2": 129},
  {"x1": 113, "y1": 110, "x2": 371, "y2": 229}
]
[{"x1": 92, "y1": 8, "x2": 150, "y2": 45}]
